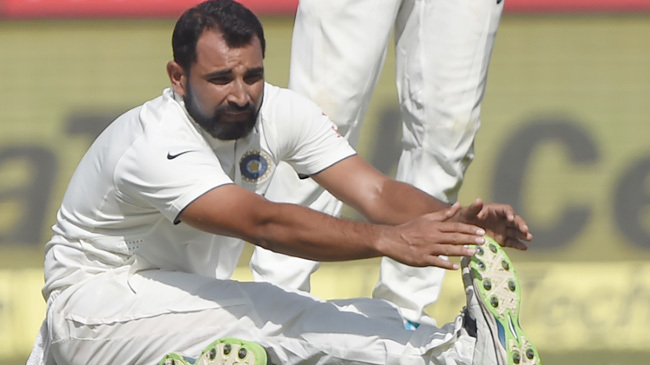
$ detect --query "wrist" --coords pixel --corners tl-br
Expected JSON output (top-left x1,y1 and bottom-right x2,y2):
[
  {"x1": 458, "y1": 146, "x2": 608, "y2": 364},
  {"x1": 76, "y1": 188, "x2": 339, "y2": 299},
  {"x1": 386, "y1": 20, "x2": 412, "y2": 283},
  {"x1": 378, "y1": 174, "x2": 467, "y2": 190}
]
[{"x1": 366, "y1": 223, "x2": 394, "y2": 258}]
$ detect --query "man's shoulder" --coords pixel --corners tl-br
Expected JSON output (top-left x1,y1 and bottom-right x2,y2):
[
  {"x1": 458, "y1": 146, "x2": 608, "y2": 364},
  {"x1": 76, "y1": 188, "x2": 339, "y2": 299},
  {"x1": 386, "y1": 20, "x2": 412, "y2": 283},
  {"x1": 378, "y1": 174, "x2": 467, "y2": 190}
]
[
  {"x1": 262, "y1": 82, "x2": 292, "y2": 103},
  {"x1": 109, "y1": 88, "x2": 176, "y2": 127},
  {"x1": 133, "y1": 88, "x2": 196, "y2": 138},
  {"x1": 143, "y1": 88, "x2": 184, "y2": 119},
  {"x1": 97, "y1": 88, "x2": 195, "y2": 160},
  {"x1": 261, "y1": 82, "x2": 320, "y2": 120}
]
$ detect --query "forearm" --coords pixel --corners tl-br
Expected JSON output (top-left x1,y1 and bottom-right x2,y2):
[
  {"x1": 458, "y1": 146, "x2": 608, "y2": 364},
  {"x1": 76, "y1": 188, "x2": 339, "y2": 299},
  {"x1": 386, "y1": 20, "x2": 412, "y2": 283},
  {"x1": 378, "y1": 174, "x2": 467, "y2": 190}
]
[
  {"x1": 181, "y1": 184, "x2": 486, "y2": 269},
  {"x1": 357, "y1": 179, "x2": 451, "y2": 225},
  {"x1": 239, "y1": 199, "x2": 478, "y2": 266},
  {"x1": 312, "y1": 155, "x2": 450, "y2": 225},
  {"x1": 247, "y1": 201, "x2": 386, "y2": 262},
  {"x1": 180, "y1": 186, "x2": 388, "y2": 262}
]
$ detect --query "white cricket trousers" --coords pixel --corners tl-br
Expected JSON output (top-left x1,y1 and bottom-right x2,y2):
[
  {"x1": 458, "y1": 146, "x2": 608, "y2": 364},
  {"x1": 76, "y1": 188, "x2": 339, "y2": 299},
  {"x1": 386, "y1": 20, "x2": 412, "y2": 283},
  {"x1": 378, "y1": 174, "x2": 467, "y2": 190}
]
[
  {"x1": 252, "y1": 0, "x2": 504, "y2": 322},
  {"x1": 41, "y1": 268, "x2": 475, "y2": 364}
]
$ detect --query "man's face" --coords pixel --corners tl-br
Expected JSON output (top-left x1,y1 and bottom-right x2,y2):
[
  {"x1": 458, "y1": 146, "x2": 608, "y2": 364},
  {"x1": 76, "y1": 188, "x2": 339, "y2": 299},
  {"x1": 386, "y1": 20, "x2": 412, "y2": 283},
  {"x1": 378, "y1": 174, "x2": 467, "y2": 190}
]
[{"x1": 182, "y1": 29, "x2": 264, "y2": 140}]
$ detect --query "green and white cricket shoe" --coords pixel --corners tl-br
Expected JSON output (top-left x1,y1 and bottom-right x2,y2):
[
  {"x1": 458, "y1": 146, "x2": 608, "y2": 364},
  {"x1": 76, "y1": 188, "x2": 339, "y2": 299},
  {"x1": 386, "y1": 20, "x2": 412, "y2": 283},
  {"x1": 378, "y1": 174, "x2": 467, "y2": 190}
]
[
  {"x1": 195, "y1": 337, "x2": 267, "y2": 365},
  {"x1": 462, "y1": 236, "x2": 541, "y2": 365},
  {"x1": 159, "y1": 337, "x2": 267, "y2": 365}
]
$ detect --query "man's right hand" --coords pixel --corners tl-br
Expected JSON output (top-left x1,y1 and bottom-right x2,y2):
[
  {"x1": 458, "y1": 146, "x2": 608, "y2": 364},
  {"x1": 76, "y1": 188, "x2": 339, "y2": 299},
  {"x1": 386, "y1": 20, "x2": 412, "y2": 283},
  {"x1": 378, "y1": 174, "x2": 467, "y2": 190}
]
[{"x1": 377, "y1": 203, "x2": 486, "y2": 270}]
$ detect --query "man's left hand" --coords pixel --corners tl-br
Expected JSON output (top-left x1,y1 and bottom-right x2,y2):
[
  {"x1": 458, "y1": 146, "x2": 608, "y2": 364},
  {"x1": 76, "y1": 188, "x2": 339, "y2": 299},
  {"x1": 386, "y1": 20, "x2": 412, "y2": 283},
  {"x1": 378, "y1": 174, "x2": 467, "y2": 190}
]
[{"x1": 455, "y1": 198, "x2": 533, "y2": 250}]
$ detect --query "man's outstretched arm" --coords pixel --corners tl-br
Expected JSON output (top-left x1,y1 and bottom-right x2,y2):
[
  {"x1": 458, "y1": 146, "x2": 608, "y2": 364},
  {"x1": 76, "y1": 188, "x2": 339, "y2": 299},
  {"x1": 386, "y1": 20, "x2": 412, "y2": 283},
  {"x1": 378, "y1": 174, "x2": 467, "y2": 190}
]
[
  {"x1": 311, "y1": 155, "x2": 451, "y2": 225},
  {"x1": 312, "y1": 155, "x2": 532, "y2": 249},
  {"x1": 179, "y1": 182, "x2": 485, "y2": 270}
]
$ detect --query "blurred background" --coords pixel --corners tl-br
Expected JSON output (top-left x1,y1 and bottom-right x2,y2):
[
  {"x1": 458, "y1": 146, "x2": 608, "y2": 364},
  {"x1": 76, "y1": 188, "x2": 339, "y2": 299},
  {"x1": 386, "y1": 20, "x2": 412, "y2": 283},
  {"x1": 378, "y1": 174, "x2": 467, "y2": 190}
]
[{"x1": 1, "y1": 0, "x2": 650, "y2": 363}]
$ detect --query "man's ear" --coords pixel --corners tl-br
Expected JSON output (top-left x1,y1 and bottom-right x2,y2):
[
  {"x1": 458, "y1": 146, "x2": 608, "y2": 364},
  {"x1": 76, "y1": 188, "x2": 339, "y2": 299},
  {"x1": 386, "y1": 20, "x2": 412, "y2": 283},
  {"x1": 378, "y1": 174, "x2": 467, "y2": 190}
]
[{"x1": 167, "y1": 61, "x2": 187, "y2": 96}]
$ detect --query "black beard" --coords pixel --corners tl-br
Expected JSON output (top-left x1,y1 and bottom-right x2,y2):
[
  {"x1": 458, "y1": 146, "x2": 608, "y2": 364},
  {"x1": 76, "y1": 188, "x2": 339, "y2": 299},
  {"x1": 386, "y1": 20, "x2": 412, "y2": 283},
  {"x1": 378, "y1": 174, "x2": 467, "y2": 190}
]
[{"x1": 184, "y1": 87, "x2": 258, "y2": 140}]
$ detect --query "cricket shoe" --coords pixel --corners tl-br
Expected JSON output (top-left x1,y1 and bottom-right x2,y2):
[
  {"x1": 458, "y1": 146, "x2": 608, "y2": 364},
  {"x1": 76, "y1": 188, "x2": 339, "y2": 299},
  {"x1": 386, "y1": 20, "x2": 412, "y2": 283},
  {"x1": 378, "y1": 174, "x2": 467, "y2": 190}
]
[
  {"x1": 159, "y1": 337, "x2": 267, "y2": 365},
  {"x1": 158, "y1": 352, "x2": 195, "y2": 365},
  {"x1": 461, "y1": 236, "x2": 541, "y2": 365}
]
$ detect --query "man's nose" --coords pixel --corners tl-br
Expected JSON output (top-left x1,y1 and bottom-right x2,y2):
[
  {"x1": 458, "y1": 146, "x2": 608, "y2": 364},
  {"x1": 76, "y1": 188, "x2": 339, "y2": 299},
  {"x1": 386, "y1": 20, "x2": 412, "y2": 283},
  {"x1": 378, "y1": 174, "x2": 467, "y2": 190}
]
[{"x1": 227, "y1": 79, "x2": 250, "y2": 106}]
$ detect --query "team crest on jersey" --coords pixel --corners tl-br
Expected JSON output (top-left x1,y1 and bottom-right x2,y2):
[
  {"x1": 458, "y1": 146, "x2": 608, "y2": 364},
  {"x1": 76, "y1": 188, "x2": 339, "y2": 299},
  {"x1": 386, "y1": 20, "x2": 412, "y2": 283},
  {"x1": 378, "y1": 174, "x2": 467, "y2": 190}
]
[{"x1": 239, "y1": 150, "x2": 273, "y2": 183}]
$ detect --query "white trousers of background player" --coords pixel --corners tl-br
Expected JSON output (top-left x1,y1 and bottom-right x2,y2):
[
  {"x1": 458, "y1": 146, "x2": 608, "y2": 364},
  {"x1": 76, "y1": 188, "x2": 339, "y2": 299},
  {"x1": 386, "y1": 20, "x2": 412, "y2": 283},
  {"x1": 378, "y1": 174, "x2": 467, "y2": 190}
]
[{"x1": 251, "y1": 0, "x2": 503, "y2": 323}]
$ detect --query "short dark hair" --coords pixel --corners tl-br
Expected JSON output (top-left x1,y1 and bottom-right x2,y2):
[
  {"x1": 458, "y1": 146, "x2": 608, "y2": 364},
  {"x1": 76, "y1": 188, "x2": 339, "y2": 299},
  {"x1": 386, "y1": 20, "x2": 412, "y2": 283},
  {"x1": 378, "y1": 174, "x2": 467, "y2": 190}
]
[{"x1": 172, "y1": 0, "x2": 266, "y2": 71}]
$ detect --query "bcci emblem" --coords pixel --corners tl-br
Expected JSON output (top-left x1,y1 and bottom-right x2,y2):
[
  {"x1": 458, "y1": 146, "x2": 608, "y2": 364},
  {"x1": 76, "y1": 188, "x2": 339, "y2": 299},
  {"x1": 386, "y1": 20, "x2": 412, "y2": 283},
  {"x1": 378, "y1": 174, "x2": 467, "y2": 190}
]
[{"x1": 239, "y1": 150, "x2": 273, "y2": 183}]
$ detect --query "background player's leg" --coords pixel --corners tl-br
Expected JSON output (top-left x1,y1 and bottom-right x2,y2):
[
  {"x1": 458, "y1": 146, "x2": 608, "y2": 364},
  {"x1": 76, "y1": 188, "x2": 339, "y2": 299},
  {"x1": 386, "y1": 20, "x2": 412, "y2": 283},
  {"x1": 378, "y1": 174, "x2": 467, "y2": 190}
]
[
  {"x1": 250, "y1": 164, "x2": 334, "y2": 291},
  {"x1": 372, "y1": 0, "x2": 504, "y2": 325},
  {"x1": 251, "y1": 0, "x2": 401, "y2": 291}
]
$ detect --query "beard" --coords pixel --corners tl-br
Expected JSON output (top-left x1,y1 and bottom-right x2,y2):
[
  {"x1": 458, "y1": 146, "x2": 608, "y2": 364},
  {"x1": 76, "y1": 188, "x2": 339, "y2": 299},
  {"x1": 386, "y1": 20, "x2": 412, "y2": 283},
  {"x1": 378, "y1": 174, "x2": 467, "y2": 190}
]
[{"x1": 184, "y1": 85, "x2": 259, "y2": 140}]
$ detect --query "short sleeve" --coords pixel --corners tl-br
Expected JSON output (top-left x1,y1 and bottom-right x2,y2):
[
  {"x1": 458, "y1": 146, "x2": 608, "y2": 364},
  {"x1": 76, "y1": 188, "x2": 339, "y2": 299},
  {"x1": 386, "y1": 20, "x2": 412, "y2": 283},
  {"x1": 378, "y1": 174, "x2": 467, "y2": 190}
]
[
  {"x1": 115, "y1": 127, "x2": 233, "y2": 223},
  {"x1": 267, "y1": 86, "x2": 357, "y2": 176}
]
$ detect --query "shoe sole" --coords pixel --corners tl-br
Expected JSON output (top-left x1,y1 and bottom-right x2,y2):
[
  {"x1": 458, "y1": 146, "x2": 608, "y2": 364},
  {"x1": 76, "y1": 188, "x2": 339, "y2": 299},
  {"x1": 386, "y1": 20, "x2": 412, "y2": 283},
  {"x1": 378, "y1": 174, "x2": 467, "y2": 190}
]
[
  {"x1": 159, "y1": 352, "x2": 195, "y2": 365},
  {"x1": 159, "y1": 337, "x2": 267, "y2": 365},
  {"x1": 468, "y1": 236, "x2": 541, "y2": 365},
  {"x1": 196, "y1": 337, "x2": 267, "y2": 365}
]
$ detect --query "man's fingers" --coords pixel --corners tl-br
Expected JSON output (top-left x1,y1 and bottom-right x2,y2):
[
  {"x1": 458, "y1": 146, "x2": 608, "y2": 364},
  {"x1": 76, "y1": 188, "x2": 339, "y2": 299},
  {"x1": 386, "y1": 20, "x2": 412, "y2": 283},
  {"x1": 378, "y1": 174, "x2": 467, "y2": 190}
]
[
  {"x1": 505, "y1": 221, "x2": 533, "y2": 241},
  {"x1": 478, "y1": 203, "x2": 513, "y2": 220},
  {"x1": 424, "y1": 256, "x2": 460, "y2": 270},
  {"x1": 444, "y1": 202, "x2": 461, "y2": 219},
  {"x1": 497, "y1": 227, "x2": 532, "y2": 250},
  {"x1": 423, "y1": 246, "x2": 477, "y2": 269},
  {"x1": 502, "y1": 237, "x2": 528, "y2": 251},
  {"x1": 438, "y1": 221, "x2": 486, "y2": 236},
  {"x1": 464, "y1": 198, "x2": 484, "y2": 218},
  {"x1": 427, "y1": 203, "x2": 461, "y2": 221},
  {"x1": 432, "y1": 233, "x2": 485, "y2": 246}
]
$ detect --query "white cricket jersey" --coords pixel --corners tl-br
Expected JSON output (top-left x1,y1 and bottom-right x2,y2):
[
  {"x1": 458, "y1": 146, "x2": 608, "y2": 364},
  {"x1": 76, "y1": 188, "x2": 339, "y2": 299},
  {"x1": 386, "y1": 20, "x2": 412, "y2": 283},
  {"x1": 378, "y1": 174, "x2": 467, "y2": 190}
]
[{"x1": 42, "y1": 83, "x2": 355, "y2": 301}]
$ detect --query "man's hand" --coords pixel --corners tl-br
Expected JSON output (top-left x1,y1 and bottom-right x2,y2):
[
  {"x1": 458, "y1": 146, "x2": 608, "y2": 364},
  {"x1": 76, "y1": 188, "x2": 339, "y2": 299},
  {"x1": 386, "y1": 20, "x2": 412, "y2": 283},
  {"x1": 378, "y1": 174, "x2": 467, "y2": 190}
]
[
  {"x1": 378, "y1": 203, "x2": 488, "y2": 270},
  {"x1": 455, "y1": 198, "x2": 533, "y2": 250}
]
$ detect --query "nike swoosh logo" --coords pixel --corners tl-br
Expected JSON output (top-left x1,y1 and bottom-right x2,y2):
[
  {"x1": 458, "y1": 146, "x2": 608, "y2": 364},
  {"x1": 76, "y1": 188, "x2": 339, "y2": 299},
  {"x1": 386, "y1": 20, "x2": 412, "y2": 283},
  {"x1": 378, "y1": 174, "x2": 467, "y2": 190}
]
[{"x1": 167, "y1": 150, "x2": 192, "y2": 160}]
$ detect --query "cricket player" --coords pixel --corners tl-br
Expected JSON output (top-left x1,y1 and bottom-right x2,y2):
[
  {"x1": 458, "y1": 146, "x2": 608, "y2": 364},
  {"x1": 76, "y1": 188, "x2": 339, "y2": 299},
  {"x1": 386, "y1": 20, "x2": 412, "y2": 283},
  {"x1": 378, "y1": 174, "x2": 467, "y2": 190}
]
[{"x1": 27, "y1": 1, "x2": 540, "y2": 364}]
